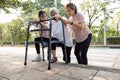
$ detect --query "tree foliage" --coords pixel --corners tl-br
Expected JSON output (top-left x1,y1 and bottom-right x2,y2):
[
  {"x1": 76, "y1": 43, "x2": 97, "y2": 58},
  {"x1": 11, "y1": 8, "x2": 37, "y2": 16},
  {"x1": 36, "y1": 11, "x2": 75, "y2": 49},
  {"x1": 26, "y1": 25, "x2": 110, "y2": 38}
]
[
  {"x1": 21, "y1": 0, "x2": 65, "y2": 19},
  {"x1": 0, "y1": 0, "x2": 119, "y2": 45},
  {"x1": 0, "y1": 0, "x2": 21, "y2": 13},
  {"x1": 5, "y1": 19, "x2": 25, "y2": 45},
  {"x1": 79, "y1": 0, "x2": 115, "y2": 28}
]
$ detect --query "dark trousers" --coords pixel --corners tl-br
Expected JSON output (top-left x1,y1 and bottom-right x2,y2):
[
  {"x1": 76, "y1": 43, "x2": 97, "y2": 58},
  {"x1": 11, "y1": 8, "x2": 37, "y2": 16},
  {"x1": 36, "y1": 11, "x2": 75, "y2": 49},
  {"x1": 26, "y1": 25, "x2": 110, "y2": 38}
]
[
  {"x1": 74, "y1": 34, "x2": 92, "y2": 65},
  {"x1": 62, "y1": 46, "x2": 72, "y2": 63},
  {"x1": 34, "y1": 37, "x2": 49, "y2": 54},
  {"x1": 51, "y1": 38, "x2": 72, "y2": 63},
  {"x1": 35, "y1": 37, "x2": 72, "y2": 62},
  {"x1": 34, "y1": 37, "x2": 61, "y2": 54}
]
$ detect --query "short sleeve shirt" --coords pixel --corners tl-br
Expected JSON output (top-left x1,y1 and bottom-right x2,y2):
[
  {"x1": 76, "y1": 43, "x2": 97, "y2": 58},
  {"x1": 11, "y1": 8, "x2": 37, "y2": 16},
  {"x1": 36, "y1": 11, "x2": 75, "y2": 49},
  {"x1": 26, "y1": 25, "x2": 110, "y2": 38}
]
[
  {"x1": 37, "y1": 22, "x2": 49, "y2": 38},
  {"x1": 71, "y1": 13, "x2": 92, "y2": 42}
]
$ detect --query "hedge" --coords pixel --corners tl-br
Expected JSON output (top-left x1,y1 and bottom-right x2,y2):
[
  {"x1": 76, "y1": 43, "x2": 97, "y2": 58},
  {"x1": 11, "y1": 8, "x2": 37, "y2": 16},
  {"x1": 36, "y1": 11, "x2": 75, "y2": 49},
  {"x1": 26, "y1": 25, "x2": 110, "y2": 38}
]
[{"x1": 107, "y1": 36, "x2": 120, "y2": 44}]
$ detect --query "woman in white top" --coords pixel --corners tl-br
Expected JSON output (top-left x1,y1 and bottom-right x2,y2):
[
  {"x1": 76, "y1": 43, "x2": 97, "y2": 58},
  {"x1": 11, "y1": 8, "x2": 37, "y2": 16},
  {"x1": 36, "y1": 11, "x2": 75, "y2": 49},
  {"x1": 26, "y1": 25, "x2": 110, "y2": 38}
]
[{"x1": 50, "y1": 7, "x2": 73, "y2": 63}]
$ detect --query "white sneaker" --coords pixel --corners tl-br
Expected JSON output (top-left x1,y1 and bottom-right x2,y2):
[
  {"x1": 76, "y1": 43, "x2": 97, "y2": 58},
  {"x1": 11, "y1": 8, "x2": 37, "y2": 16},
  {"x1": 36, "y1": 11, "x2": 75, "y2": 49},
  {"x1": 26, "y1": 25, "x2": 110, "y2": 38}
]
[{"x1": 32, "y1": 54, "x2": 42, "y2": 62}]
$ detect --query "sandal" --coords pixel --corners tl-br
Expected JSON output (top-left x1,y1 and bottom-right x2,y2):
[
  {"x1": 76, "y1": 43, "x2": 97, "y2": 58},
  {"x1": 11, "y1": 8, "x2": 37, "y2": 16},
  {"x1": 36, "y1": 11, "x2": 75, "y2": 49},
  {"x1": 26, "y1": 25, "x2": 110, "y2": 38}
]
[{"x1": 50, "y1": 57, "x2": 57, "y2": 63}]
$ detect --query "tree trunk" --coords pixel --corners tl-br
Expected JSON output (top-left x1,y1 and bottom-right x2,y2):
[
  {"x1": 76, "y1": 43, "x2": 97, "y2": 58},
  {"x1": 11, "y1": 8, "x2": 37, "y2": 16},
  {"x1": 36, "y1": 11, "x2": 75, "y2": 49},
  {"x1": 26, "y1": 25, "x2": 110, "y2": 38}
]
[{"x1": 116, "y1": 20, "x2": 120, "y2": 36}]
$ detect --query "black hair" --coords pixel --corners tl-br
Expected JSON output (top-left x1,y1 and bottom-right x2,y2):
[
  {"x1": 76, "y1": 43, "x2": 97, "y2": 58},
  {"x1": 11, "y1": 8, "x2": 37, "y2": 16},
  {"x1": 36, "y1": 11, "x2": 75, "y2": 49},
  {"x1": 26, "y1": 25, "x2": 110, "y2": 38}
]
[
  {"x1": 66, "y1": 3, "x2": 77, "y2": 14},
  {"x1": 38, "y1": 10, "x2": 46, "y2": 17}
]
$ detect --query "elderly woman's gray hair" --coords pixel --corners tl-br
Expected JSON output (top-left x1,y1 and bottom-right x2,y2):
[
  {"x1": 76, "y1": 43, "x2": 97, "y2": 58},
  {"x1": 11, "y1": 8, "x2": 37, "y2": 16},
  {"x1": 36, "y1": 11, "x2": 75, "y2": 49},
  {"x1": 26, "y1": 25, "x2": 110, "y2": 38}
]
[{"x1": 50, "y1": 7, "x2": 59, "y2": 14}]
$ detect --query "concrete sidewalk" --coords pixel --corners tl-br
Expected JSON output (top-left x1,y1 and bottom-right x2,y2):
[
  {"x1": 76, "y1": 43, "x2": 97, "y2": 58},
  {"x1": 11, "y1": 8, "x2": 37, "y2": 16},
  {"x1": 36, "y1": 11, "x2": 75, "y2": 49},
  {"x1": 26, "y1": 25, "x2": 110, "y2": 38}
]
[{"x1": 0, "y1": 46, "x2": 120, "y2": 80}]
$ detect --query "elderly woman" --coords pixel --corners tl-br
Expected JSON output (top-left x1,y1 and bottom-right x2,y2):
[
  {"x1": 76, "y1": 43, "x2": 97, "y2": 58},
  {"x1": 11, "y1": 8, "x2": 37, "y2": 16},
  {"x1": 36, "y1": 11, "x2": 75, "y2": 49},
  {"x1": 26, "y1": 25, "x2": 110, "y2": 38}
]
[{"x1": 50, "y1": 7, "x2": 73, "y2": 63}]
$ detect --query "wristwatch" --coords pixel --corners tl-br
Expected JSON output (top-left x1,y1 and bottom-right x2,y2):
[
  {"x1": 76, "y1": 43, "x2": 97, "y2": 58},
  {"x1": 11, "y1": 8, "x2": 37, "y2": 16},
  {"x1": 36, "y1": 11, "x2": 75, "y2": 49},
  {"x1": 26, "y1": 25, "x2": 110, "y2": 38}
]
[{"x1": 71, "y1": 22, "x2": 73, "y2": 25}]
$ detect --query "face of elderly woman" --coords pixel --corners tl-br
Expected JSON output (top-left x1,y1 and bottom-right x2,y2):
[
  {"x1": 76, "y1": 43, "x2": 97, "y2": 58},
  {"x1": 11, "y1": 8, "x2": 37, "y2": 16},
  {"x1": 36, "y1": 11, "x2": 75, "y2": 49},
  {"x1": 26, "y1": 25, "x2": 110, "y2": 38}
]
[{"x1": 50, "y1": 11, "x2": 56, "y2": 17}]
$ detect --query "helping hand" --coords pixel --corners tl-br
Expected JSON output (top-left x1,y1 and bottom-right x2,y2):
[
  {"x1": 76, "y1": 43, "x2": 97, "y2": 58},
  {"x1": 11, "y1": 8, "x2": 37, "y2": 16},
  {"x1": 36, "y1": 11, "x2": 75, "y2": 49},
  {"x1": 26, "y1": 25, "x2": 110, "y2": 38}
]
[{"x1": 54, "y1": 14, "x2": 61, "y2": 21}]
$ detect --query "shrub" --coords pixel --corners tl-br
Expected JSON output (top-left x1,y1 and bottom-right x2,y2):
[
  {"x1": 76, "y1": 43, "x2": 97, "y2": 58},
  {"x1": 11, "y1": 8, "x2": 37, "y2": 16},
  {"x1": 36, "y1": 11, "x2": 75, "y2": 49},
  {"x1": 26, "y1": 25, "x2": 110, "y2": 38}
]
[{"x1": 107, "y1": 36, "x2": 120, "y2": 44}]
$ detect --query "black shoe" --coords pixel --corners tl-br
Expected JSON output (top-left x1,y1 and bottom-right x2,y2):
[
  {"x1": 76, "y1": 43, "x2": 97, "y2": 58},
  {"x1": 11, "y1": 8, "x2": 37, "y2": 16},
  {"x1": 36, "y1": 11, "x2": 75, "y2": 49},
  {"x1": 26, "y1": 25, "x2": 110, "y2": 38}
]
[{"x1": 63, "y1": 58, "x2": 70, "y2": 63}]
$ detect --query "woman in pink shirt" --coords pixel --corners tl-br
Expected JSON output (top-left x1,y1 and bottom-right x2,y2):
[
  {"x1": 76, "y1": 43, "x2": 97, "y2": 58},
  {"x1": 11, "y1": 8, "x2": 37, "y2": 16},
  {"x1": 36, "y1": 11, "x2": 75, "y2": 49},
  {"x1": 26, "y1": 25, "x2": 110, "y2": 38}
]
[{"x1": 55, "y1": 3, "x2": 92, "y2": 65}]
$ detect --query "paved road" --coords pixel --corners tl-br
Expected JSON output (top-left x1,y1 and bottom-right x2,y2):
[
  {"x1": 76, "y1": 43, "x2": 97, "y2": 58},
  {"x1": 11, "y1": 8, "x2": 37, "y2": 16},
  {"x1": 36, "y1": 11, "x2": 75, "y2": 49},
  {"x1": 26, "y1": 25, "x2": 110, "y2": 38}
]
[
  {"x1": 0, "y1": 46, "x2": 120, "y2": 69},
  {"x1": 0, "y1": 46, "x2": 120, "y2": 80}
]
